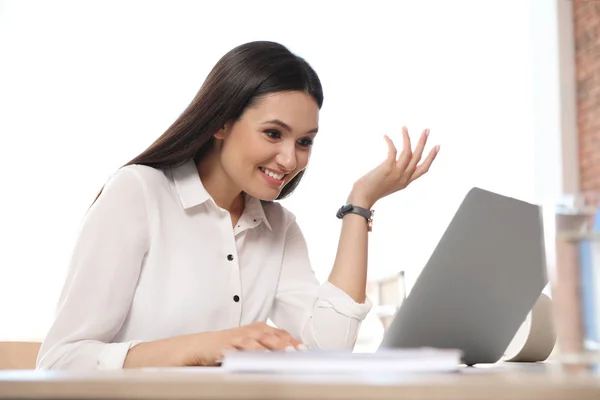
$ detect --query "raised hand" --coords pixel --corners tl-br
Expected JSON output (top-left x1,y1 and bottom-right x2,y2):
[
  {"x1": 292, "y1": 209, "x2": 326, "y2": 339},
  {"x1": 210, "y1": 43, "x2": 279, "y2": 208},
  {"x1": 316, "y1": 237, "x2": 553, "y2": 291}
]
[{"x1": 349, "y1": 126, "x2": 439, "y2": 209}]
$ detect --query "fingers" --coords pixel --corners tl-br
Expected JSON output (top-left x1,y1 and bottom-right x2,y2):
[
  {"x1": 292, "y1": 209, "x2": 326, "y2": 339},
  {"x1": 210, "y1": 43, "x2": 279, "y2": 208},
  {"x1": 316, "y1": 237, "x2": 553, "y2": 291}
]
[
  {"x1": 405, "y1": 129, "x2": 429, "y2": 174},
  {"x1": 257, "y1": 332, "x2": 296, "y2": 351},
  {"x1": 271, "y1": 328, "x2": 302, "y2": 344},
  {"x1": 269, "y1": 327, "x2": 303, "y2": 347},
  {"x1": 231, "y1": 336, "x2": 270, "y2": 352},
  {"x1": 237, "y1": 322, "x2": 304, "y2": 351},
  {"x1": 390, "y1": 127, "x2": 437, "y2": 183},
  {"x1": 410, "y1": 145, "x2": 440, "y2": 182},
  {"x1": 395, "y1": 126, "x2": 413, "y2": 171},
  {"x1": 384, "y1": 135, "x2": 397, "y2": 166}
]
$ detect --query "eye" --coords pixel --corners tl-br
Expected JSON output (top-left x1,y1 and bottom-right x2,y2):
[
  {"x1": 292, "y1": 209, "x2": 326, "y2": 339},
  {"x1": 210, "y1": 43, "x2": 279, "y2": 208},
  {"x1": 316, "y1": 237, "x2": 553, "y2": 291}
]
[
  {"x1": 297, "y1": 137, "x2": 314, "y2": 148},
  {"x1": 264, "y1": 129, "x2": 282, "y2": 140}
]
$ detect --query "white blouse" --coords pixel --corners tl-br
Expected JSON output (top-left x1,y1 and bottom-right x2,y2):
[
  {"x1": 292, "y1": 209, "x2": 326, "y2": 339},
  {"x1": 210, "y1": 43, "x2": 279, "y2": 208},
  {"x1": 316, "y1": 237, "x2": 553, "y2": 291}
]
[{"x1": 37, "y1": 160, "x2": 372, "y2": 370}]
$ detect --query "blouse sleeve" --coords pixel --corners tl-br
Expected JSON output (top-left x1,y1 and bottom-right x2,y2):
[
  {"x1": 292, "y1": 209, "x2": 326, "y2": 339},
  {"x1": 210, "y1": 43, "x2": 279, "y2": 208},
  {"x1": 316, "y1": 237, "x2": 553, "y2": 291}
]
[{"x1": 37, "y1": 167, "x2": 149, "y2": 370}]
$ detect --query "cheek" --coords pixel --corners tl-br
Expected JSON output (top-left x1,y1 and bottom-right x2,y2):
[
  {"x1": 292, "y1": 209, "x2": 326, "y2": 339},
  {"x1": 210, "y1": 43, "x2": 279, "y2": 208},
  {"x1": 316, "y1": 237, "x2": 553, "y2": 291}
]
[
  {"x1": 296, "y1": 150, "x2": 311, "y2": 170},
  {"x1": 223, "y1": 129, "x2": 257, "y2": 166}
]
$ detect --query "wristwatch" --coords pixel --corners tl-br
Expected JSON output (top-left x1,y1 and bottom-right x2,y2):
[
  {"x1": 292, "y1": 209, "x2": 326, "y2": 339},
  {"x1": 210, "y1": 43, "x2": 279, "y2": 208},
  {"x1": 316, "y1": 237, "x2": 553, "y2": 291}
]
[{"x1": 336, "y1": 204, "x2": 374, "y2": 232}]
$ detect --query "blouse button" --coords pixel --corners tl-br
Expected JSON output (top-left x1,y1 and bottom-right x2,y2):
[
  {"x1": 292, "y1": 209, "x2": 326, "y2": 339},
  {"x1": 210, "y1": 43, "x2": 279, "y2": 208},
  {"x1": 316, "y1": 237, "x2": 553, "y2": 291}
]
[
  {"x1": 233, "y1": 295, "x2": 240, "y2": 302},
  {"x1": 227, "y1": 254, "x2": 234, "y2": 261}
]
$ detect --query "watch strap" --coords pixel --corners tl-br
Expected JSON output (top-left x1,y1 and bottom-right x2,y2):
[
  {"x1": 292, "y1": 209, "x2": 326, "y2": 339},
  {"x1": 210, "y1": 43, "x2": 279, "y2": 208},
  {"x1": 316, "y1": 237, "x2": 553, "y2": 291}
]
[
  {"x1": 336, "y1": 204, "x2": 371, "y2": 220},
  {"x1": 336, "y1": 204, "x2": 374, "y2": 232}
]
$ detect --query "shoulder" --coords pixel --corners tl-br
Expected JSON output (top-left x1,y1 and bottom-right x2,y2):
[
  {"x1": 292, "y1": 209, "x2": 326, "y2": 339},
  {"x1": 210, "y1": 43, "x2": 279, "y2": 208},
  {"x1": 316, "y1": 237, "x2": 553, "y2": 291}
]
[
  {"x1": 116, "y1": 164, "x2": 168, "y2": 185},
  {"x1": 107, "y1": 164, "x2": 170, "y2": 196},
  {"x1": 95, "y1": 164, "x2": 173, "y2": 212}
]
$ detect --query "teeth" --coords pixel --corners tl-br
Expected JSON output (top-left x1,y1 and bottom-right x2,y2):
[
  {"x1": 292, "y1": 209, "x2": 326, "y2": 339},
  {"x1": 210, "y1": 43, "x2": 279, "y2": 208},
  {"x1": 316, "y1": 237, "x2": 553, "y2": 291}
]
[{"x1": 261, "y1": 167, "x2": 284, "y2": 180}]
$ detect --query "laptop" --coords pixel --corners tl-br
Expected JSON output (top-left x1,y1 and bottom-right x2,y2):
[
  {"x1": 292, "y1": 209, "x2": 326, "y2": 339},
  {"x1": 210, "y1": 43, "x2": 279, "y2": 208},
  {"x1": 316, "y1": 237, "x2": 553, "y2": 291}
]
[{"x1": 378, "y1": 187, "x2": 547, "y2": 366}]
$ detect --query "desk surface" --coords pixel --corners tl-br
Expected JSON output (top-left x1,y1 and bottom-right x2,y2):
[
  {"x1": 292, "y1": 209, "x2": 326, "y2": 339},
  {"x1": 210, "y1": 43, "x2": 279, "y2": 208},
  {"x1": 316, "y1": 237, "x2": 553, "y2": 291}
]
[{"x1": 1, "y1": 363, "x2": 599, "y2": 400}]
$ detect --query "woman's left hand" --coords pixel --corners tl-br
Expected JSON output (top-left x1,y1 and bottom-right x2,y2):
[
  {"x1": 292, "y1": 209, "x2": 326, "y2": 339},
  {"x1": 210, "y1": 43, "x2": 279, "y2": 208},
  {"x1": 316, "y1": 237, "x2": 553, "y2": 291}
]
[{"x1": 349, "y1": 126, "x2": 439, "y2": 209}]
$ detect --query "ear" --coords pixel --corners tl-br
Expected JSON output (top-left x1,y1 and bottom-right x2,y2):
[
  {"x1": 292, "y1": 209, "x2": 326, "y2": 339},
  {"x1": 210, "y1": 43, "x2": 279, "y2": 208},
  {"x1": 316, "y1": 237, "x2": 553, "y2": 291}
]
[{"x1": 213, "y1": 123, "x2": 229, "y2": 140}]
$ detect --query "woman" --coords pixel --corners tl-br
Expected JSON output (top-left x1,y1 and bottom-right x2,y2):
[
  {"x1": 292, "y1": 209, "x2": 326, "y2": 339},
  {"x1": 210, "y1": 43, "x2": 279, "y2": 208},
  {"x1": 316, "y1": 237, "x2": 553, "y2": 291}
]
[{"x1": 37, "y1": 41, "x2": 439, "y2": 370}]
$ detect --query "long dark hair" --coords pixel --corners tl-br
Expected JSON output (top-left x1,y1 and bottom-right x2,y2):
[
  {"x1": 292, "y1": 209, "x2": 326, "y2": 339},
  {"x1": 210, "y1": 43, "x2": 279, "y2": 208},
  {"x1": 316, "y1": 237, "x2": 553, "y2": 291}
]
[{"x1": 96, "y1": 41, "x2": 323, "y2": 204}]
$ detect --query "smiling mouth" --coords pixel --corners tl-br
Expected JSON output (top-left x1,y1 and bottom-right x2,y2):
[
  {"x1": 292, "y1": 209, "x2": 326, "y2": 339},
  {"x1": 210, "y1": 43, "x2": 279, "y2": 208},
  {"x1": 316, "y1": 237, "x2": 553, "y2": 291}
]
[{"x1": 259, "y1": 167, "x2": 286, "y2": 181}]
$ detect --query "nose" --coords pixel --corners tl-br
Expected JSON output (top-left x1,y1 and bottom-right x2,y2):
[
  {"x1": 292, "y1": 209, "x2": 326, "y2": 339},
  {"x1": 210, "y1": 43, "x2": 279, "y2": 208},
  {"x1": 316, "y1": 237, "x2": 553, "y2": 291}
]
[{"x1": 275, "y1": 142, "x2": 297, "y2": 172}]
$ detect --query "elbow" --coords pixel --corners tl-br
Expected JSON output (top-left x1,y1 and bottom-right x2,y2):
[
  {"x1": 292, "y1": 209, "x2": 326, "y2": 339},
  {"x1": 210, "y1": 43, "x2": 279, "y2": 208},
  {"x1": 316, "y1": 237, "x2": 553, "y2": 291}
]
[
  {"x1": 36, "y1": 342, "x2": 78, "y2": 370},
  {"x1": 36, "y1": 344, "x2": 64, "y2": 370},
  {"x1": 36, "y1": 340, "x2": 102, "y2": 370}
]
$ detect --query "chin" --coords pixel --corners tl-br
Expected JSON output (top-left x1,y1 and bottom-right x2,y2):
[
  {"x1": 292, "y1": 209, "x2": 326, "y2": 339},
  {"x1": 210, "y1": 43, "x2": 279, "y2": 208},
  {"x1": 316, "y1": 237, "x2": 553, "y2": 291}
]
[
  {"x1": 244, "y1": 186, "x2": 282, "y2": 202},
  {"x1": 258, "y1": 194, "x2": 279, "y2": 202}
]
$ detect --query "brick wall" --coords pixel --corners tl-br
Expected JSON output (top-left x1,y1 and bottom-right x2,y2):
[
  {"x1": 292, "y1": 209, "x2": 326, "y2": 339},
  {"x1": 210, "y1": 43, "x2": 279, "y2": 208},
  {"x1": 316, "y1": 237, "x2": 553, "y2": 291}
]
[{"x1": 574, "y1": 0, "x2": 600, "y2": 190}]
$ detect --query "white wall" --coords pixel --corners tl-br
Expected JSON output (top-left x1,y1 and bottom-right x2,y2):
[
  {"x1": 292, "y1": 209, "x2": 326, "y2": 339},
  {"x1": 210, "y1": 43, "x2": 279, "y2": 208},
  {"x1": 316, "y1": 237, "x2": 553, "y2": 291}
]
[
  {"x1": 0, "y1": 0, "x2": 543, "y2": 340},
  {"x1": 529, "y1": 0, "x2": 579, "y2": 199}
]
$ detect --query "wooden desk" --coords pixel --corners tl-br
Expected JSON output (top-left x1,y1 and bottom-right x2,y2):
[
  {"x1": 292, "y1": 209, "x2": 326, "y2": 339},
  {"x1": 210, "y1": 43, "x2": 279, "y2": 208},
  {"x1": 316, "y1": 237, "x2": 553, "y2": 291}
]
[{"x1": 0, "y1": 363, "x2": 599, "y2": 400}]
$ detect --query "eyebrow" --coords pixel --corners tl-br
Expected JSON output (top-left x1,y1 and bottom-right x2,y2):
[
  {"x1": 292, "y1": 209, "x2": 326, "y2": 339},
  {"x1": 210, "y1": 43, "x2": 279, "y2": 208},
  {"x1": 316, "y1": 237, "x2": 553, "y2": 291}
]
[{"x1": 262, "y1": 119, "x2": 319, "y2": 134}]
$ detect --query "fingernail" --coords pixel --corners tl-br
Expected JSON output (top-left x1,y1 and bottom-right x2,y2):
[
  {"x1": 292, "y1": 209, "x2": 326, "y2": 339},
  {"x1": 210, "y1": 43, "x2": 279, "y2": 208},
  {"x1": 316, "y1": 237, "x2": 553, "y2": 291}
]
[
  {"x1": 297, "y1": 344, "x2": 308, "y2": 351},
  {"x1": 425, "y1": 129, "x2": 430, "y2": 137},
  {"x1": 285, "y1": 346, "x2": 297, "y2": 352},
  {"x1": 402, "y1": 126, "x2": 408, "y2": 133}
]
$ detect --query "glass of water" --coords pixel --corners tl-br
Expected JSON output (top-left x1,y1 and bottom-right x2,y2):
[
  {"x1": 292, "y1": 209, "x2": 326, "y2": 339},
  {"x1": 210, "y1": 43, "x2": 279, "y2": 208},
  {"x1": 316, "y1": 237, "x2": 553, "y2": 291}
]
[{"x1": 544, "y1": 192, "x2": 600, "y2": 366}]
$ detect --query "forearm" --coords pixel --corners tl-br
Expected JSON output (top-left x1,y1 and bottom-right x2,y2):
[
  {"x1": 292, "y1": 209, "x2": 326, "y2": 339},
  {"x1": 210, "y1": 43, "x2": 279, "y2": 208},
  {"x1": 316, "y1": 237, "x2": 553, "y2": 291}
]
[
  {"x1": 124, "y1": 334, "x2": 194, "y2": 368},
  {"x1": 327, "y1": 128, "x2": 438, "y2": 305},
  {"x1": 327, "y1": 189, "x2": 372, "y2": 304}
]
